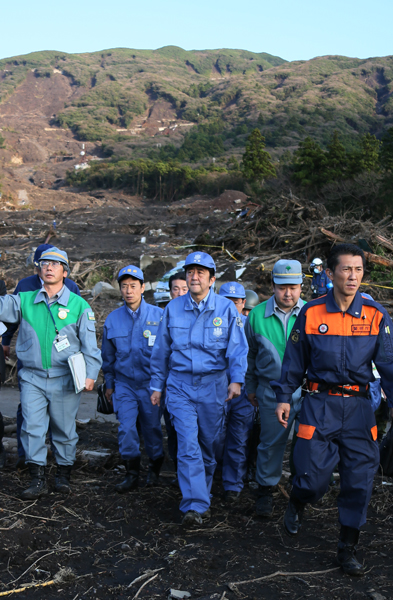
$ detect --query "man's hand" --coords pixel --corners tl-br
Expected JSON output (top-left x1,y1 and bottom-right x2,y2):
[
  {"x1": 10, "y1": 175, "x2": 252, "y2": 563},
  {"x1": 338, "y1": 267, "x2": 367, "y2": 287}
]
[
  {"x1": 226, "y1": 382, "x2": 241, "y2": 402},
  {"x1": 275, "y1": 402, "x2": 291, "y2": 428},
  {"x1": 3, "y1": 345, "x2": 10, "y2": 360},
  {"x1": 105, "y1": 388, "x2": 113, "y2": 403},
  {"x1": 247, "y1": 392, "x2": 258, "y2": 407},
  {"x1": 151, "y1": 391, "x2": 162, "y2": 406},
  {"x1": 85, "y1": 378, "x2": 95, "y2": 391}
]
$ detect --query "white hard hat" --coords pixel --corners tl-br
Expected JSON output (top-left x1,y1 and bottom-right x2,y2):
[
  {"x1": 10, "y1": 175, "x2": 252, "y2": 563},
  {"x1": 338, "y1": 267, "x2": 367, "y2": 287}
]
[{"x1": 311, "y1": 258, "x2": 322, "y2": 266}]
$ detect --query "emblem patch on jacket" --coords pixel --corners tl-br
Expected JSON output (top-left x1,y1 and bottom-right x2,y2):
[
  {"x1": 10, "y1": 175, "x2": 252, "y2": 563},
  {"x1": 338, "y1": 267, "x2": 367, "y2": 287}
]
[
  {"x1": 87, "y1": 312, "x2": 96, "y2": 321},
  {"x1": 143, "y1": 330, "x2": 151, "y2": 338},
  {"x1": 318, "y1": 324, "x2": 328, "y2": 334},
  {"x1": 236, "y1": 316, "x2": 243, "y2": 327},
  {"x1": 213, "y1": 327, "x2": 223, "y2": 337},
  {"x1": 213, "y1": 317, "x2": 222, "y2": 326},
  {"x1": 291, "y1": 329, "x2": 300, "y2": 343}
]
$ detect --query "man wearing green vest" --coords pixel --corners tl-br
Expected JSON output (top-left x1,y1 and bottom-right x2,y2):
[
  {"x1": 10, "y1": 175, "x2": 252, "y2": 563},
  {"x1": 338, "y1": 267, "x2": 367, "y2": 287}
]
[
  {"x1": 245, "y1": 259, "x2": 305, "y2": 517},
  {"x1": 0, "y1": 247, "x2": 102, "y2": 498}
]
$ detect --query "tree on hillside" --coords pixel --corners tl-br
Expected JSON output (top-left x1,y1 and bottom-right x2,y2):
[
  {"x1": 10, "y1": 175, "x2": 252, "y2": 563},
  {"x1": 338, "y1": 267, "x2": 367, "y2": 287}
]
[
  {"x1": 325, "y1": 130, "x2": 348, "y2": 181},
  {"x1": 349, "y1": 133, "x2": 381, "y2": 175},
  {"x1": 293, "y1": 137, "x2": 328, "y2": 187},
  {"x1": 380, "y1": 128, "x2": 393, "y2": 171},
  {"x1": 241, "y1": 129, "x2": 276, "y2": 184}
]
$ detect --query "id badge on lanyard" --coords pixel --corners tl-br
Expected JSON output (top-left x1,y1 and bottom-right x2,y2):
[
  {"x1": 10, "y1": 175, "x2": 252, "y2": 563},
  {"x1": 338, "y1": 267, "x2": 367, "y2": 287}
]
[{"x1": 54, "y1": 335, "x2": 71, "y2": 352}]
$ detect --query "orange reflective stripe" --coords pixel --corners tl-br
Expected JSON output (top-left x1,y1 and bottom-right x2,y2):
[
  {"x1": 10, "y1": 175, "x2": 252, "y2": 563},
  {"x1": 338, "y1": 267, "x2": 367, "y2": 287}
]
[
  {"x1": 307, "y1": 381, "x2": 319, "y2": 392},
  {"x1": 297, "y1": 424, "x2": 316, "y2": 440},
  {"x1": 371, "y1": 426, "x2": 378, "y2": 441},
  {"x1": 305, "y1": 303, "x2": 383, "y2": 336}
]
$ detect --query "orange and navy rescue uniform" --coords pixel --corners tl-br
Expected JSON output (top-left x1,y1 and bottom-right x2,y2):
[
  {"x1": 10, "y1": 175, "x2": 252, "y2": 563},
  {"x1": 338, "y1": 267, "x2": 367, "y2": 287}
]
[{"x1": 271, "y1": 290, "x2": 393, "y2": 529}]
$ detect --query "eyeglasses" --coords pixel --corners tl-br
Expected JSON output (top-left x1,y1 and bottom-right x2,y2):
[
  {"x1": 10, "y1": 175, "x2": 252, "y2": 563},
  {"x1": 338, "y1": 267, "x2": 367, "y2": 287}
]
[{"x1": 40, "y1": 260, "x2": 63, "y2": 268}]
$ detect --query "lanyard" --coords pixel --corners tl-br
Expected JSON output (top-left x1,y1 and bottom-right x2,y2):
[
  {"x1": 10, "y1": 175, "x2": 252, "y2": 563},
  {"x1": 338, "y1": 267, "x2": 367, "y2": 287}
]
[{"x1": 44, "y1": 300, "x2": 60, "y2": 337}]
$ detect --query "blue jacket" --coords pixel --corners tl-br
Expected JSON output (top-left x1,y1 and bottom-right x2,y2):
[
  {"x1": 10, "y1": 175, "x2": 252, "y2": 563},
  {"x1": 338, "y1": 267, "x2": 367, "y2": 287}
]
[
  {"x1": 2, "y1": 274, "x2": 80, "y2": 347},
  {"x1": 271, "y1": 291, "x2": 393, "y2": 407},
  {"x1": 311, "y1": 270, "x2": 329, "y2": 296},
  {"x1": 150, "y1": 289, "x2": 248, "y2": 391},
  {"x1": 102, "y1": 298, "x2": 163, "y2": 389}
]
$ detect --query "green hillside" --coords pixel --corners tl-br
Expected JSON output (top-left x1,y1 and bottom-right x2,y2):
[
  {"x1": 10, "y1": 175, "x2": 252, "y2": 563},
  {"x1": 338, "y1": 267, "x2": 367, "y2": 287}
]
[{"x1": 1, "y1": 47, "x2": 393, "y2": 158}]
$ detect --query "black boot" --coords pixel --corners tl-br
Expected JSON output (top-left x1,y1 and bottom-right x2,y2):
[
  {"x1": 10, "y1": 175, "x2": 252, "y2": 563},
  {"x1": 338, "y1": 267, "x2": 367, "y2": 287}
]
[
  {"x1": 284, "y1": 495, "x2": 305, "y2": 536},
  {"x1": 146, "y1": 454, "x2": 165, "y2": 487},
  {"x1": 55, "y1": 465, "x2": 73, "y2": 493},
  {"x1": 0, "y1": 443, "x2": 6, "y2": 470},
  {"x1": 115, "y1": 457, "x2": 140, "y2": 493},
  {"x1": 21, "y1": 464, "x2": 48, "y2": 500},
  {"x1": 337, "y1": 526, "x2": 365, "y2": 576},
  {"x1": 256, "y1": 485, "x2": 274, "y2": 517}
]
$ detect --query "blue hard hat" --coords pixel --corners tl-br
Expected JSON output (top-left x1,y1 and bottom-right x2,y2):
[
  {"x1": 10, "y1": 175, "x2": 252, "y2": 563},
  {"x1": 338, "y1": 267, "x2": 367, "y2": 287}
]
[
  {"x1": 272, "y1": 259, "x2": 303, "y2": 285},
  {"x1": 219, "y1": 281, "x2": 246, "y2": 299},
  {"x1": 118, "y1": 265, "x2": 144, "y2": 282},
  {"x1": 34, "y1": 244, "x2": 54, "y2": 266},
  {"x1": 39, "y1": 246, "x2": 69, "y2": 267},
  {"x1": 185, "y1": 251, "x2": 216, "y2": 272}
]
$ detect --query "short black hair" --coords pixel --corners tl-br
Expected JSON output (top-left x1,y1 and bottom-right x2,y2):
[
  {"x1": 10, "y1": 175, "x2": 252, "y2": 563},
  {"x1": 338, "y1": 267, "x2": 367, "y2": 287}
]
[
  {"x1": 119, "y1": 275, "x2": 144, "y2": 285},
  {"x1": 169, "y1": 271, "x2": 187, "y2": 291},
  {"x1": 327, "y1": 243, "x2": 366, "y2": 272},
  {"x1": 184, "y1": 265, "x2": 215, "y2": 279}
]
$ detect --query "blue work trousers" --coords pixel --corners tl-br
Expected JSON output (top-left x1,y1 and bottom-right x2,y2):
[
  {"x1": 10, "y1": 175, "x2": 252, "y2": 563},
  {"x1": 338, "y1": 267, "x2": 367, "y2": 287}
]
[
  {"x1": 256, "y1": 388, "x2": 302, "y2": 487},
  {"x1": 166, "y1": 370, "x2": 227, "y2": 514},
  {"x1": 113, "y1": 380, "x2": 163, "y2": 461},
  {"x1": 292, "y1": 392, "x2": 379, "y2": 529},
  {"x1": 216, "y1": 391, "x2": 254, "y2": 491},
  {"x1": 19, "y1": 368, "x2": 81, "y2": 466}
]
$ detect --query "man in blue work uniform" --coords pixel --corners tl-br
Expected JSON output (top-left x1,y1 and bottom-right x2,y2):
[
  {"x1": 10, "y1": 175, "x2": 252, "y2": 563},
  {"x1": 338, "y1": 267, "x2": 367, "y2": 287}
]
[
  {"x1": 246, "y1": 260, "x2": 306, "y2": 517},
  {"x1": 2, "y1": 244, "x2": 81, "y2": 469},
  {"x1": 273, "y1": 243, "x2": 393, "y2": 576},
  {"x1": 150, "y1": 252, "x2": 248, "y2": 526},
  {"x1": 0, "y1": 247, "x2": 101, "y2": 498},
  {"x1": 310, "y1": 257, "x2": 332, "y2": 298},
  {"x1": 102, "y1": 265, "x2": 164, "y2": 492},
  {"x1": 216, "y1": 282, "x2": 253, "y2": 503}
]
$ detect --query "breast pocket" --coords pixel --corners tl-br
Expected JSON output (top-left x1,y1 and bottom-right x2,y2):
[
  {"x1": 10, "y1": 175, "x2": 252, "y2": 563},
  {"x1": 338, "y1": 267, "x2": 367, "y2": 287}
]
[
  {"x1": 204, "y1": 319, "x2": 229, "y2": 349},
  {"x1": 168, "y1": 318, "x2": 190, "y2": 350},
  {"x1": 107, "y1": 330, "x2": 130, "y2": 356}
]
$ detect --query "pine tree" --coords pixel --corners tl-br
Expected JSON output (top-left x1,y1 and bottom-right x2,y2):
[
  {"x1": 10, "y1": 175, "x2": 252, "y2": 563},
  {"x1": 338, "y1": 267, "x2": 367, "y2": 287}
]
[
  {"x1": 325, "y1": 130, "x2": 348, "y2": 181},
  {"x1": 380, "y1": 128, "x2": 393, "y2": 171},
  {"x1": 293, "y1": 137, "x2": 328, "y2": 186},
  {"x1": 241, "y1": 129, "x2": 276, "y2": 183}
]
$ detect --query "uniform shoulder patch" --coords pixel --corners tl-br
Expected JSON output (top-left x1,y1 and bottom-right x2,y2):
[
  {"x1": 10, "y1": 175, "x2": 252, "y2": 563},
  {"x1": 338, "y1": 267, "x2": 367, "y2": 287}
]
[
  {"x1": 291, "y1": 329, "x2": 300, "y2": 343},
  {"x1": 236, "y1": 316, "x2": 243, "y2": 328},
  {"x1": 87, "y1": 311, "x2": 96, "y2": 321}
]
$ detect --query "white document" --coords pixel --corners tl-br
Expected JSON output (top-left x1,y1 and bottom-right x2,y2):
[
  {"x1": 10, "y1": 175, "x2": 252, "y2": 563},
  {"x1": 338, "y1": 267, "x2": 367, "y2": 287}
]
[
  {"x1": 0, "y1": 322, "x2": 7, "y2": 336},
  {"x1": 68, "y1": 352, "x2": 87, "y2": 394}
]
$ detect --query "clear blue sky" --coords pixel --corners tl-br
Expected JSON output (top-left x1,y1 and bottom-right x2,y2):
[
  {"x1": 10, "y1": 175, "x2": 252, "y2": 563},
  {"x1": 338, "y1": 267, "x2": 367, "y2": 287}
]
[{"x1": 1, "y1": 0, "x2": 392, "y2": 62}]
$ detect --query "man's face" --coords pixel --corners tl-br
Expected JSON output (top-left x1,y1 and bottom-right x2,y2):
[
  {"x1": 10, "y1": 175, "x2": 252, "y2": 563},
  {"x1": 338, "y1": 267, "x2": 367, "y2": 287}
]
[
  {"x1": 40, "y1": 260, "x2": 67, "y2": 286},
  {"x1": 120, "y1": 277, "x2": 144, "y2": 307},
  {"x1": 228, "y1": 297, "x2": 246, "y2": 315},
  {"x1": 273, "y1": 283, "x2": 302, "y2": 312},
  {"x1": 314, "y1": 264, "x2": 323, "y2": 273},
  {"x1": 186, "y1": 266, "x2": 215, "y2": 299},
  {"x1": 326, "y1": 254, "x2": 363, "y2": 297},
  {"x1": 170, "y1": 278, "x2": 188, "y2": 299},
  {"x1": 242, "y1": 308, "x2": 251, "y2": 317}
]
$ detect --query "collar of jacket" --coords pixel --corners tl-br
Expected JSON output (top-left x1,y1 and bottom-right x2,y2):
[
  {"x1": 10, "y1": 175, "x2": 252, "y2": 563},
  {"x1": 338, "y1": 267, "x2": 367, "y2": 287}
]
[
  {"x1": 325, "y1": 289, "x2": 363, "y2": 317},
  {"x1": 34, "y1": 284, "x2": 70, "y2": 307},
  {"x1": 184, "y1": 287, "x2": 215, "y2": 312},
  {"x1": 123, "y1": 297, "x2": 147, "y2": 319},
  {"x1": 264, "y1": 294, "x2": 304, "y2": 318}
]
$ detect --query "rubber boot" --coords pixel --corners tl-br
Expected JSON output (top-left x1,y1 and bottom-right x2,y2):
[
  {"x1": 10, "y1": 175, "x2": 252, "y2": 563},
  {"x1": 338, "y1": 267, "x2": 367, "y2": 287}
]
[
  {"x1": 170, "y1": 458, "x2": 178, "y2": 487},
  {"x1": 21, "y1": 464, "x2": 48, "y2": 500},
  {"x1": 255, "y1": 485, "x2": 274, "y2": 517},
  {"x1": 146, "y1": 454, "x2": 165, "y2": 487},
  {"x1": 337, "y1": 526, "x2": 365, "y2": 576},
  {"x1": 284, "y1": 494, "x2": 305, "y2": 536},
  {"x1": 55, "y1": 465, "x2": 73, "y2": 493},
  {"x1": 115, "y1": 457, "x2": 140, "y2": 493}
]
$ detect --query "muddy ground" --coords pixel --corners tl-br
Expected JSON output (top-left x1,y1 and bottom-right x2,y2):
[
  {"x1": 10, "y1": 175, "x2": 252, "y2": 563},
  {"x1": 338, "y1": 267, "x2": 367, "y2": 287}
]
[{"x1": 0, "y1": 418, "x2": 392, "y2": 600}]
